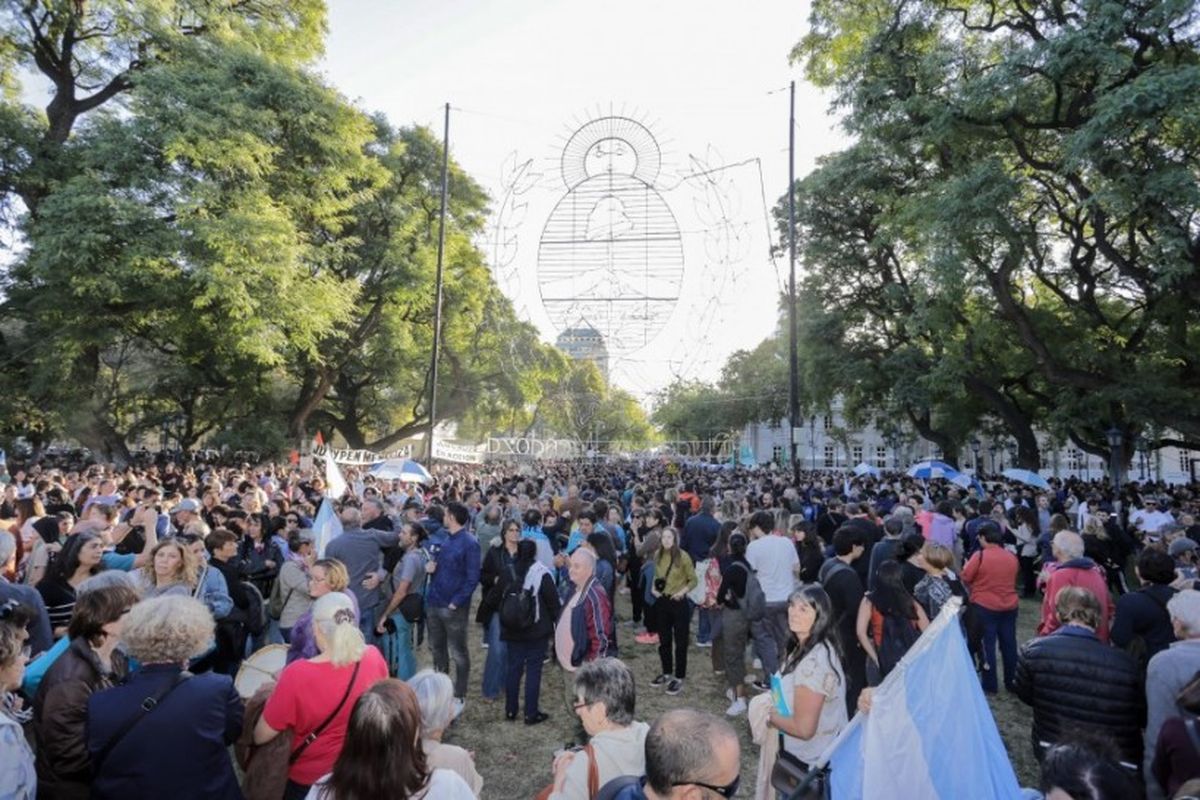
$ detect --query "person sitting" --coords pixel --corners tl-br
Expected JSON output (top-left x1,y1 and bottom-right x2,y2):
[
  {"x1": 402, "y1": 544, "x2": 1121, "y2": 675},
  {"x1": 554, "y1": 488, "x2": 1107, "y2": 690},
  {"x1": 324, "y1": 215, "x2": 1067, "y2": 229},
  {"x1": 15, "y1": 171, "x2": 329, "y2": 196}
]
[
  {"x1": 86, "y1": 596, "x2": 243, "y2": 800},
  {"x1": 410, "y1": 669, "x2": 483, "y2": 796},
  {"x1": 33, "y1": 581, "x2": 139, "y2": 800},
  {"x1": 548, "y1": 658, "x2": 648, "y2": 800},
  {"x1": 305, "y1": 679, "x2": 475, "y2": 799},
  {"x1": 1039, "y1": 531, "x2": 1112, "y2": 642},
  {"x1": 1014, "y1": 587, "x2": 1144, "y2": 765},
  {"x1": 256, "y1": 591, "x2": 388, "y2": 800},
  {"x1": 608, "y1": 708, "x2": 741, "y2": 800}
]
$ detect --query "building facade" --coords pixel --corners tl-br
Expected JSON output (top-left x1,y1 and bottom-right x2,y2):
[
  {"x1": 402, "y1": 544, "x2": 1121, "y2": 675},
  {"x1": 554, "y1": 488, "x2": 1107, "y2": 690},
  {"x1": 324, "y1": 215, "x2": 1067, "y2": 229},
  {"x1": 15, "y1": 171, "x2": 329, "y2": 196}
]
[{"x1": 741, "y1": 402, "x2": 1196, "y2": 484}]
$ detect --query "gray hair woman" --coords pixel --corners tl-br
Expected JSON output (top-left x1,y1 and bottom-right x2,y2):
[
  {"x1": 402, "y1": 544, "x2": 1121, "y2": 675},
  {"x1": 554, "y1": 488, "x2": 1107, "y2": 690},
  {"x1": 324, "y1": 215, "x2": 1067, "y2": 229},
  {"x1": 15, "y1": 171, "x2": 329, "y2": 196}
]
[
  {"x1": 549, "y1": 658, "x2": 648, "y2": 799},
  {"x1": 87, "y1": 596, "x2": 243, "y2": 800},
  {"x1": 410, "y1": 670, "x2": 483, "y2": 796}
]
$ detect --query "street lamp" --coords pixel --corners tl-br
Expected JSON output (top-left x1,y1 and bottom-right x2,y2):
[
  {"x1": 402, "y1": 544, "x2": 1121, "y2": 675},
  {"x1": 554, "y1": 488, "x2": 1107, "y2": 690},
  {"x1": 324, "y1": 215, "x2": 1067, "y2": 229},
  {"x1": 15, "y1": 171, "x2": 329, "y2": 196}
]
[
  {"x1": 988, "y1": 444, "x2": 997, "y2": 474},
  {"x1": 1007, "y1": 440, "x2": 1019, "y2": 471},
  {"x1": 887, "y1": 431, "x2": 900, "y2": 470},
  {"x1": 1105, "y1": 427, "x2": 1123, "y2": 495},
  {"x1": 970, "y1": 437, "x2": 981, "y2": 473},
  {"x1": 1135, "y1": 435, "x2": 1149, "y2": 482}
]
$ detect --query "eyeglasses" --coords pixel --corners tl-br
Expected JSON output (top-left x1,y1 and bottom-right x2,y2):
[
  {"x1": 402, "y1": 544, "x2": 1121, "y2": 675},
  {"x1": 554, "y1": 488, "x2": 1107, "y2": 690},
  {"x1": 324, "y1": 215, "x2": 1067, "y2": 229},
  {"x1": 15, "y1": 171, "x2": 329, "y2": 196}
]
[
  {"x1": 572, "y1": 699, "x2": 592, "y2": 712},
  {"x1": 672, "y1": 775, "x2": 740, "y2": 798}
]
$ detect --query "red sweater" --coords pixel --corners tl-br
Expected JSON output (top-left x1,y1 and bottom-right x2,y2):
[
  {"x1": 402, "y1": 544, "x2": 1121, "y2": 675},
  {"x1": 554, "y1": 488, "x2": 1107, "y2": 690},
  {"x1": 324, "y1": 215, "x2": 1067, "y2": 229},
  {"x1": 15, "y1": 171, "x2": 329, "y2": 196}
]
[
  {"x1": 1038, "y1": 559, "x2": 1112, "y2": 642},
  {"x1": 962, "y1": 546, "x2": 1019, "y2": 612}
]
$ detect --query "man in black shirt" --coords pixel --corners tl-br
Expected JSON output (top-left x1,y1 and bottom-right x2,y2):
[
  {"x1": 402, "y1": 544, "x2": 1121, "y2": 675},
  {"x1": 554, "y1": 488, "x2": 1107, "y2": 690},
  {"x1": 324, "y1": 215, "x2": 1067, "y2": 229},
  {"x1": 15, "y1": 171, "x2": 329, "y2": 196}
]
[{"x1": 820, "y1": 527, "x2": 866, "y2": 716}]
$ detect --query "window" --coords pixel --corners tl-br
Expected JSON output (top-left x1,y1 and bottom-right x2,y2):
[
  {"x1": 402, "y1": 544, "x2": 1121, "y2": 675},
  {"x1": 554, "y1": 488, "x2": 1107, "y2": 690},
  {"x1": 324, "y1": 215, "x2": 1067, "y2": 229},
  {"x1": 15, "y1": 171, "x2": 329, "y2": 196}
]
[
  {"x1": 1066, "y1": 448, "x2": 1082, "y2": 472},
  {"x1": 876, "y1": 446, "x2": 887, "y2": 468},
  {"x1": 772, "y1": 445, "x2": 784, "y2": 465},
  {"x1": 1181, "y1": 450, "x2": 1191, "y2": 473},
  {"x1": 852, "y1": 445, "x2": 863, "y2": 465},
  {"x1": 824, "y1": 444, "x2": 835, "y2": 468},
  {"x1": 823, "y1": 414, "x2": 833, "y2": 430}
]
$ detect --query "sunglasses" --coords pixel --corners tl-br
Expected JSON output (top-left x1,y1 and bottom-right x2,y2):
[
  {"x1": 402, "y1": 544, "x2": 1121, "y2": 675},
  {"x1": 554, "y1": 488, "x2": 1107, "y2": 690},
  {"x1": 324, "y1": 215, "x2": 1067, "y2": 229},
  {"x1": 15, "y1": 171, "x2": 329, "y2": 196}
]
[{"x1": 673, "y1": 775, "x2": 740, "y2": 798}]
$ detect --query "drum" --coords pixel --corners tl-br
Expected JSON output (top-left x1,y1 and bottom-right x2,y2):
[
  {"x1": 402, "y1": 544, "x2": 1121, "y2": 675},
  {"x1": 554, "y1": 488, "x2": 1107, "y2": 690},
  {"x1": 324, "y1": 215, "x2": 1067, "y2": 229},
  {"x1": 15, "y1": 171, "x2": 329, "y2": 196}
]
[{"x1": 234, "y1": 643, "x2": 288, "y2": 698}]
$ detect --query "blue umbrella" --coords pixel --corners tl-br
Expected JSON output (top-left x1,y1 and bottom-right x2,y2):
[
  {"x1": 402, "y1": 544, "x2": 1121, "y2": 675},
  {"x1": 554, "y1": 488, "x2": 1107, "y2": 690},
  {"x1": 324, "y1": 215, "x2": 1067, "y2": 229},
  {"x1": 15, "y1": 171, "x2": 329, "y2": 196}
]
[
  {"x1": 1001, "y1": 468, "x2": 1050, "y2": 490},
  {"x1": 906, "y1": 460, "x2": 961, "y2": 480},
  {"x1": 368, "y1": 458, "x2": 433, "y2": 484},
  {"x1": 853, "y1": 462, "x2": 881, "y2": 478}
]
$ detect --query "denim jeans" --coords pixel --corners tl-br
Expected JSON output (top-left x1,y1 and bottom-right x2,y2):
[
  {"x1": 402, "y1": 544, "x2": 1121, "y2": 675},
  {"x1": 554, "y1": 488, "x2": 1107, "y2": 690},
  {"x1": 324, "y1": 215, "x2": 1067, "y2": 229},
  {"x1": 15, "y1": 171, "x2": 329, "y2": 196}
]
[
  {"x1": 697, "y1": 606, "x2": 713, "y2": 644},
  {"x1": 481, "y1": 614, "x2": 508, "y2": 699},
  {"x1": 974, "y1": 604, "x2": 1018, "y2": 692},
  {"x1": 505, "y1": 637, "x2": 547, "y2": 719},
  {"x1": 384, "y1": 612, "x2": 418, "y2": 681},
  {"x1": 358, "y1": 609, "x2": 379, "y2": 650},
  {"x1": 428, "y1": 604, "x2": 471, "y2": 698},
  {"x1": 750, "y1": 601, "x2": 789, "y2": 676}
]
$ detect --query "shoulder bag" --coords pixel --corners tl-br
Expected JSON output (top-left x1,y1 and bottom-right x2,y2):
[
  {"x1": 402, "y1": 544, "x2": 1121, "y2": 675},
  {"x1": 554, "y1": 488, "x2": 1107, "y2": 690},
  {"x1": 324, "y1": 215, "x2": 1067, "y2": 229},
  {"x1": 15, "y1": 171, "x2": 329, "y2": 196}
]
[
  {"x1": 770, "y1": 733, "x2": 830, "y2": 799},
  {"x1": 93, "y1": 671, "x2": 193, "y2": 773},
  {"x1": 288, "y1": 660, "x2": 362, "y2": 765}
]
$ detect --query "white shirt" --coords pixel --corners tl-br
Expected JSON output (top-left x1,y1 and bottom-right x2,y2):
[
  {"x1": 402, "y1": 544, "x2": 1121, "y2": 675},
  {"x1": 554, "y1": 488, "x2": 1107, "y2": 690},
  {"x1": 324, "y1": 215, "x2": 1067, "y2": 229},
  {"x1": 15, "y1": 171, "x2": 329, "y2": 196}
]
[
  {"x1": 306, "y1": 768, "x2": 475, "y2": 800},
  {"x1": 779, "y1": 642, "x2": 848, "y2": 765},
  {"x1": 746, "y1": 534, "x2": 799, "y2": 603}
]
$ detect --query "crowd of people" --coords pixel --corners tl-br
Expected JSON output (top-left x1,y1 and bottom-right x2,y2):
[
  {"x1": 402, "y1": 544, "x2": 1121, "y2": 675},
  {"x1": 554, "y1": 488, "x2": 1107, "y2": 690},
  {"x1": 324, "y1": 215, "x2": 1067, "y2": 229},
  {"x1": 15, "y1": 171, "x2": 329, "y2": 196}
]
[{"x1": 1, "y1": 453, "x2": 1200, "y2": 798}]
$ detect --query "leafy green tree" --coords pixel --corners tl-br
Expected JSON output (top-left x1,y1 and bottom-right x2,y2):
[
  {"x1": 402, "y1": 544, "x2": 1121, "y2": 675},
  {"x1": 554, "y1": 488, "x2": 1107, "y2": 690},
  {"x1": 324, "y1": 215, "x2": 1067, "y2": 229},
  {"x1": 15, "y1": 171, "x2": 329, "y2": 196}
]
[{"x1": 786, "y1": 0, "x2": 1200, "y2": 465}]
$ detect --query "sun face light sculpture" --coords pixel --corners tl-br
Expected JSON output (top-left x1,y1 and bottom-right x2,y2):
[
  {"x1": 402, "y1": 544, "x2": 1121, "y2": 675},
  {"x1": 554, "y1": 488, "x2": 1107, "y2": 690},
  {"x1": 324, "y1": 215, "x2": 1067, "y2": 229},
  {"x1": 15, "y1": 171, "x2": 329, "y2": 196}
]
[{"x1": 537, "y1": 116, "x2": 684, "y2": 357}]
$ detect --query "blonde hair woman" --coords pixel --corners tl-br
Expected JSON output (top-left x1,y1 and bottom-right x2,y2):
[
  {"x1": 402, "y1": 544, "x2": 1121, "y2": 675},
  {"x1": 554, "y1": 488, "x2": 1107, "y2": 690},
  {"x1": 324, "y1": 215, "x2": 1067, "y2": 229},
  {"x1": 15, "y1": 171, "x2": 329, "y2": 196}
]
[
  {"x1": 137, "y1": 540, "x2": 199, "y2": 597},
  {"x1": 256, "y1": 592, "x2": 387, "y2": 800},
  {"x1": 287, "y1": 559, "x2": 358, "y2": 663}
]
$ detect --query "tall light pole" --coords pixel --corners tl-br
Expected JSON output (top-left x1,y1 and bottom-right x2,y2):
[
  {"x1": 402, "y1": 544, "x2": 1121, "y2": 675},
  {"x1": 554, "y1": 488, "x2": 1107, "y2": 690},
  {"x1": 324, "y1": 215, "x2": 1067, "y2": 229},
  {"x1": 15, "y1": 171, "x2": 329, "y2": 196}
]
[
  {"x1": 1106, "y1": 427, "x2": 1123, "y2": 494},
  {"x1": 426, "y1": 102, "x2": 450, "y2": 466},
  {"x1": 971, "y1": 437, "x2": 981, "y2": 473},
  {"x1": 786, "y1": 80, "x2": 801, "y2": 486}
]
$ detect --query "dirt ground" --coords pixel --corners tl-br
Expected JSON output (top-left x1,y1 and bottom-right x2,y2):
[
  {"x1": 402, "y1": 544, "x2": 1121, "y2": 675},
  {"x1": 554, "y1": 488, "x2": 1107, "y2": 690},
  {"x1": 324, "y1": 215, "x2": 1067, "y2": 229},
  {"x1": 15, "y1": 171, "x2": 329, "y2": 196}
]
[{"x1": 431, "y1": 593, "x2": 1043, "y2": 799}]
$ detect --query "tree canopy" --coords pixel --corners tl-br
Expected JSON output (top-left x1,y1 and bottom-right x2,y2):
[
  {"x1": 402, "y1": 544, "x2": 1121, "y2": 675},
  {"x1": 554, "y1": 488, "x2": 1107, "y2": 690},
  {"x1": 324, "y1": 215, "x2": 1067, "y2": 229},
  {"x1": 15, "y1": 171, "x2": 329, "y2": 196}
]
[{"x1": 0, "y1": 0, "x2": 652, "y2": 461}]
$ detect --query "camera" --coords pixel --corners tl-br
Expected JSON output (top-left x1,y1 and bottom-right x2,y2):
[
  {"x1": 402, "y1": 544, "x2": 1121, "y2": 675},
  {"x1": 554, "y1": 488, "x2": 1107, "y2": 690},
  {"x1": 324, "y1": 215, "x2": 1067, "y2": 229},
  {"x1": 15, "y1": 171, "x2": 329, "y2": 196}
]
[{"x1": 654, "y1": 578, "x2": 667, "y2": 593}]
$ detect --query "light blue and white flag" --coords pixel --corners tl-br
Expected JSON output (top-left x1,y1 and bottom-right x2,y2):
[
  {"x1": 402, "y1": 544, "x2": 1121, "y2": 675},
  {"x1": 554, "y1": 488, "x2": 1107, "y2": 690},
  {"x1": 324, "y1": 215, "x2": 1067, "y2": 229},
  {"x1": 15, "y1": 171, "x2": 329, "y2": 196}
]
[
  {"x1": 821, "y1": 597, "x2": 1021, "y2": 799},
  {"x1": 312, "y1": 497, "x2": 343, "y2": 558}
]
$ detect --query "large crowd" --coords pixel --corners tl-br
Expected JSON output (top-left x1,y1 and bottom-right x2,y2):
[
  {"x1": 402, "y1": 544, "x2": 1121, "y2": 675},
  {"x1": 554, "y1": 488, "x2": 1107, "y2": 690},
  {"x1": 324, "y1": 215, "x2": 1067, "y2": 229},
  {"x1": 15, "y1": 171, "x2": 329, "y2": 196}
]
[{"x1": 1, "y1": 454, "x2": 1200, "y2": 799}]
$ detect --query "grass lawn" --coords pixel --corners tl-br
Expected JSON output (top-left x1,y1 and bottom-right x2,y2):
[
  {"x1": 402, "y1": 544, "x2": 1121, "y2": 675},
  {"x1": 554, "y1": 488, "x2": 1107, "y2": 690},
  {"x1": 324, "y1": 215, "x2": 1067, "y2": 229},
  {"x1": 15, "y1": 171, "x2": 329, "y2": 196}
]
[{"x1": 432, "y1": 594, "x2": 1044, "y2": 799}]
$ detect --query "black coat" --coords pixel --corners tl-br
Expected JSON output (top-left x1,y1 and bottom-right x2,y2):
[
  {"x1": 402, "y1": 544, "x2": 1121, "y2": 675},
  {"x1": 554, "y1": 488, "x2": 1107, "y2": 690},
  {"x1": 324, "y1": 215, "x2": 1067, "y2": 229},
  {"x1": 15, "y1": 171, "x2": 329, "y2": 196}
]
[
  {"x1": 1014, "y1": 626, "x2": 1145, "y2": 764},
  {"x1": 1110, "y1": 584, "x2": 1177, "y2": 663},
  {"x1": 499, "y1": 568, "x2": 561, "y2": 642}
]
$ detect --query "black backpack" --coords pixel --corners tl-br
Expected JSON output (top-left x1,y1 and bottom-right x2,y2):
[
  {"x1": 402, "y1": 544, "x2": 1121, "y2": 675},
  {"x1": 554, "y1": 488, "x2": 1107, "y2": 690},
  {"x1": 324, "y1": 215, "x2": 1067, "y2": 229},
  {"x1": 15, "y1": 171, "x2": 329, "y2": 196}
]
[
  {"x1": 240, "y1": 581, "x2": 268, "y2": 637},
  {"x1": 876, "y1": 612, "x2": 921, "y2": 678},
  {"x1": 498, "y1": 566, "x2": 536, "y2": 630}
]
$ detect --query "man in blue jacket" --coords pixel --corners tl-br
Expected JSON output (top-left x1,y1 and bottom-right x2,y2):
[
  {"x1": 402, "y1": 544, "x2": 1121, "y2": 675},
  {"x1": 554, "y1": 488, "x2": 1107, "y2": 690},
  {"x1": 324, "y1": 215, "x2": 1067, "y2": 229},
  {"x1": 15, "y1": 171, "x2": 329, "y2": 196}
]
[
  {"x1": 425, "y1": 501, "x2": 480, "y2": 717},
  {"x1": 681, "y1": 497, "x2": 720, "y2": 645}
]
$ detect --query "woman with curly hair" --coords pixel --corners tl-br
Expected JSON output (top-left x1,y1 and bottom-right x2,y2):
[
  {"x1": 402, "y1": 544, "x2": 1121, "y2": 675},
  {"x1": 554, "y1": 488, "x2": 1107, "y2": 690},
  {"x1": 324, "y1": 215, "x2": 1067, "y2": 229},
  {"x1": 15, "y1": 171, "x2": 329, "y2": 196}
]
[
  {"x1": 86, "y1": 595, "x2": 243, "y2": 800},
  {"x1": 307, "y1": 678, "x2": 473, "y2": 799},
  {"x1": 136, "y1": 539, "x2": 199, "y2": 598}
]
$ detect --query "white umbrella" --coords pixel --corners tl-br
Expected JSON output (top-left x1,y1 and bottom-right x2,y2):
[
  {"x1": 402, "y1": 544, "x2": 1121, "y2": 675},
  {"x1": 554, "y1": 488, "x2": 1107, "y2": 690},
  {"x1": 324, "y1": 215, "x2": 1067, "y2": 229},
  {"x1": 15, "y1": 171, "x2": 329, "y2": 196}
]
[
  {"x1": 367, "y1": 458, "x2": 433, "y2": 484},
  {"x1": 853, "y1": 462, "x2": 881, "y2": 477}
]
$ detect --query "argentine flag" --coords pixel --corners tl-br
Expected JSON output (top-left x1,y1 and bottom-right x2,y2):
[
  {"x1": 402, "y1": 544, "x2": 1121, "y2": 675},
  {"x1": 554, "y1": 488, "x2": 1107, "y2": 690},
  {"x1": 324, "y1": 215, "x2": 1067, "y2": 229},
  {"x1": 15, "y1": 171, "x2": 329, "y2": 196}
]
[
  {"x1": 311, "y1": 497, "x2": 343, "y2": 558},
  {"x1": 820, "y1": 597, "x2": 1021, "y2": 799}
]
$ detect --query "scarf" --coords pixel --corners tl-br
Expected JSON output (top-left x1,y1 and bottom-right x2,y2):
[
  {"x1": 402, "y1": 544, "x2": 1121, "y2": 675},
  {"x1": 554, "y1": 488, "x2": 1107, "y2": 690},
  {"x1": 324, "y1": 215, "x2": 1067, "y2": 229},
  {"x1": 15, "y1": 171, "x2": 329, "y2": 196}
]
[{"x1": 522, "y1": 561, "x2": 552, "y2": 624}]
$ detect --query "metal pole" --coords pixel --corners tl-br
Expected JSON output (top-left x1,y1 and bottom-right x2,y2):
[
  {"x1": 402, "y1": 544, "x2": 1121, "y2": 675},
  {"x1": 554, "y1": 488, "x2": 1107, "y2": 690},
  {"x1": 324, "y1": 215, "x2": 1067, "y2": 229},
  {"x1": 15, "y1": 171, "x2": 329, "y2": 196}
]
[
  {"x1": 426, "y1": 102, "x2": 450, "y2": 465},
  {"x1": 787, "y1": 80, "x2": 801, "y2": 485}
]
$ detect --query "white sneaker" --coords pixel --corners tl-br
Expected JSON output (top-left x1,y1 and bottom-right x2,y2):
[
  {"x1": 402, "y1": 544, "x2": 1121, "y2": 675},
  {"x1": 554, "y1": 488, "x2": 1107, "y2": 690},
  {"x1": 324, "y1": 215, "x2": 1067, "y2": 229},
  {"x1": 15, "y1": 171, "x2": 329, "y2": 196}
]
[
  {"x1": 725, "y1": 698, "x2": 747, "y2": 717},
  {"x1": 452, "y1": 698, "x2": 465, "y2": 719},
  {"x1": 725, "y1": 687, "x2": 735, "y2": 702}
]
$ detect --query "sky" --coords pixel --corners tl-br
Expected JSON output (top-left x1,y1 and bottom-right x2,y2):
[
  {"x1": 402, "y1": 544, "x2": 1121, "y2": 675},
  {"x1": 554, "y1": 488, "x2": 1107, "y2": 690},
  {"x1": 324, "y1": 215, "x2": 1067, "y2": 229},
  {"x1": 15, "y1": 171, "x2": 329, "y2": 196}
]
[{"x1": 327, "y1": 1, "x2": 850, "y2": 402}]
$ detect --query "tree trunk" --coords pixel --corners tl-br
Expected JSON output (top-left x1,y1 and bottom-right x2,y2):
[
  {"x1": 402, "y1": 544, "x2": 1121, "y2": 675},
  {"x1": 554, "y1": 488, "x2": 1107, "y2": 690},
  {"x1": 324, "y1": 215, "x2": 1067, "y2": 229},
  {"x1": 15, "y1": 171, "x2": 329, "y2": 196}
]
[
  {"x1": 961, "y1": 375, "x2": 1042, "y2": 470},
  {"x1": 288, "y1": 369, "x2": 334, "y2": 443},
  {"x1": 905, "y1": 406, "x2": 959, "y2": 469}
]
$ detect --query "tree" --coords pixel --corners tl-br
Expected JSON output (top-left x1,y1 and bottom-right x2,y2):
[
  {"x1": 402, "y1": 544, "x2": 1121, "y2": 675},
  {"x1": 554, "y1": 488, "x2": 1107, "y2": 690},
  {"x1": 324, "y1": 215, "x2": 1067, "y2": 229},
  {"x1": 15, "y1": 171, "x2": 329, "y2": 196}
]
[{"x1": 787, "y1": 0, "x2": 1200, "y2": 465}]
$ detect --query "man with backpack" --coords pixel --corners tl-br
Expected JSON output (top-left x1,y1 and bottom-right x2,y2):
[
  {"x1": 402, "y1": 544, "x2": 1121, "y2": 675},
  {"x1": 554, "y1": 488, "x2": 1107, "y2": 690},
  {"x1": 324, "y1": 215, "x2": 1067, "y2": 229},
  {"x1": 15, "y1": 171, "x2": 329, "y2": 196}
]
[{"x1": 821, "y1": 526, "x2": 867, "y2": 716}]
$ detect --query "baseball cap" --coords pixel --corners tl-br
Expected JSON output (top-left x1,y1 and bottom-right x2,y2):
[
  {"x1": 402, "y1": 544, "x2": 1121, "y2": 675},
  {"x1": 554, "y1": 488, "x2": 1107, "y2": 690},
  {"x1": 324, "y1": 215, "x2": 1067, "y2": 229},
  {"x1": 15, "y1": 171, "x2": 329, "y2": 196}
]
[
  {"x1": 1169, "y1": 538, "x2": 1197, "y2": 557},
  {"x1": 174, "y1": 498, "x2": 201, "y2": 514}
]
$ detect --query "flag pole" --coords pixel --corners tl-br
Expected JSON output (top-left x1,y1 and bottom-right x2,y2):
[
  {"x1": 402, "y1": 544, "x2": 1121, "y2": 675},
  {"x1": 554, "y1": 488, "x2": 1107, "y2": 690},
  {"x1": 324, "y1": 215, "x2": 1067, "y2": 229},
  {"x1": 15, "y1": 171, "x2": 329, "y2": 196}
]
[{"x1": 427, "y1": 102, "x2": 450, "y2": 466}]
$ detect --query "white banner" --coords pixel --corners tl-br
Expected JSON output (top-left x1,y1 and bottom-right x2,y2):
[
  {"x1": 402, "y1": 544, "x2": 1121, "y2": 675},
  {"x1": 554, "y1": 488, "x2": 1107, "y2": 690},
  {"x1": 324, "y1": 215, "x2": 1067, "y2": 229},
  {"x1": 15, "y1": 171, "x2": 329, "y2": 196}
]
[{"x1": 433, "y1": 440, "x2": 485, "y2": 464}]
